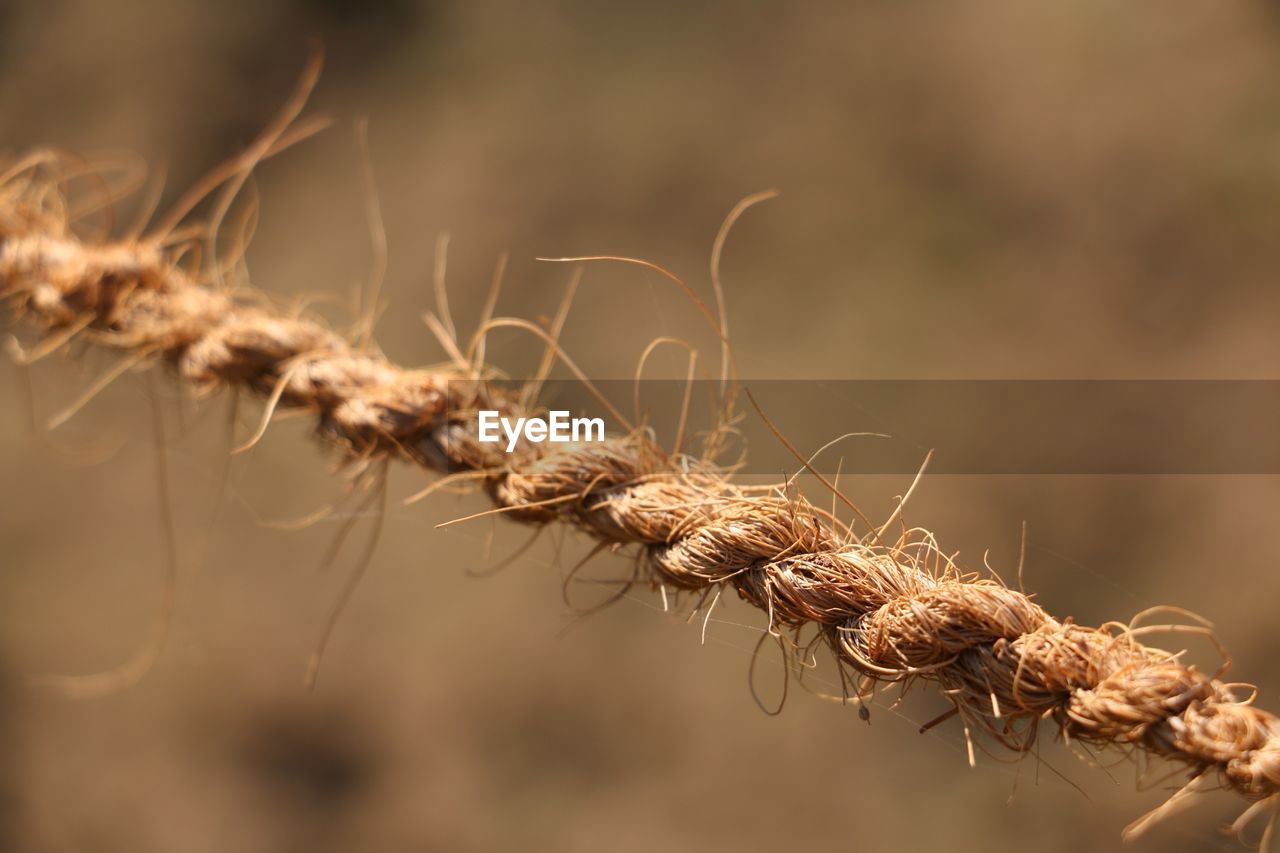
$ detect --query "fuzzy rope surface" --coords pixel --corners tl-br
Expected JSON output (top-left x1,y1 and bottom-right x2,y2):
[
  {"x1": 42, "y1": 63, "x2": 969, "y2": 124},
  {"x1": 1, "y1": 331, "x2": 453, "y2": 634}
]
[{"x1": 2, "y1": 161, "x2": 1279, "y2": 833}]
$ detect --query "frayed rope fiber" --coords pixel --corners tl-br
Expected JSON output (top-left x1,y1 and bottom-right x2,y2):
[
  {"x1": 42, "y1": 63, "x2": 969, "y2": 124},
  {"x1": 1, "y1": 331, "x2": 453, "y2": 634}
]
[{"x1": 2, "y1": 153, "x2": 1279, "y2": 835}]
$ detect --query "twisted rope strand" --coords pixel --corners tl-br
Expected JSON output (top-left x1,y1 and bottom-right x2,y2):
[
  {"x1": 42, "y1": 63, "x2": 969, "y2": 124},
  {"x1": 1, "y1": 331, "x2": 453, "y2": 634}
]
[{"x1": 3, "y1": 164, "x2": 1278, "y2": 834}]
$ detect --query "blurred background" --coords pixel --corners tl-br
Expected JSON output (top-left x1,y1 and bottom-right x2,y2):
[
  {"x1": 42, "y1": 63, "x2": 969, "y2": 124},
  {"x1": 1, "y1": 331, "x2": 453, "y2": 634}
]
[{"x1": 4, "y1": 1, "x2": 1280, "y2": 850}]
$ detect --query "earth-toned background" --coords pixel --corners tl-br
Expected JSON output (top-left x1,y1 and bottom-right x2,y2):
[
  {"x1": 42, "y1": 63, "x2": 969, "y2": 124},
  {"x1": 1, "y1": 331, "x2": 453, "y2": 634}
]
[{"x1": 3, "y1": 2, "x2": 1280, "y2": 850}]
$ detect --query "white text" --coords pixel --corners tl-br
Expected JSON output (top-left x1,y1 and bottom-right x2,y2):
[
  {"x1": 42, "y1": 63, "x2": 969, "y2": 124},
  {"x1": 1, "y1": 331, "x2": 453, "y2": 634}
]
[{"x1": 477, "y1": 410, "x2": 605, "y2": 452}]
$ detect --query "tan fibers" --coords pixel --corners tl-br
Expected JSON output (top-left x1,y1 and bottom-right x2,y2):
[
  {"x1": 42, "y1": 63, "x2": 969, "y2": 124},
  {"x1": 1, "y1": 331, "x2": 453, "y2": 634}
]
[{"x1": 2, "y1": 144, "x2": 1279, "y2": 842}]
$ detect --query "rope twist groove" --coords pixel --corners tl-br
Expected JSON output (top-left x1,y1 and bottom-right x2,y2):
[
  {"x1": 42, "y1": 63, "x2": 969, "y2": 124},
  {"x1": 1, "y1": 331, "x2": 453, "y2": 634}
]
[{"x1": 3, "y1": 172, "x2": 1278, "y2": 831}]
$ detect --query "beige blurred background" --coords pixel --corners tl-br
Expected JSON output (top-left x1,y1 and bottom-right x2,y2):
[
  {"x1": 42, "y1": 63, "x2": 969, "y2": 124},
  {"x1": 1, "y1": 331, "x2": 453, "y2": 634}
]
[{"x1": 4, "y1": 1, "x2": 1280, "y2": 850}]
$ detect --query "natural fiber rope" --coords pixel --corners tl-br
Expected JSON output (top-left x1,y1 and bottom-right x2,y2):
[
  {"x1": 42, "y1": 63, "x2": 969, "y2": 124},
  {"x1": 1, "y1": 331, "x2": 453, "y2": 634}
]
[{"x1": 3, "y1": 160, "x2": 1279, "y2": 832}]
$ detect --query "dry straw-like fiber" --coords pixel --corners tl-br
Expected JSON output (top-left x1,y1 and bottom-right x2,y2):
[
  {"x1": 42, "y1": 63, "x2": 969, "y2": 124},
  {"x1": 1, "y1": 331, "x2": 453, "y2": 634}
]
[{"x1": 2, "y1": 96, "x2": 1279, "y2": 844}]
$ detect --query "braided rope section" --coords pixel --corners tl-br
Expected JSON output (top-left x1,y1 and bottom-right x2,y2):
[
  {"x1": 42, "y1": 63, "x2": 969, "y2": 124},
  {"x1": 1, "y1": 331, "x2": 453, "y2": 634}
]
[{"x1": 2, "y1": 164, "x2": 1279, "y2": 824}]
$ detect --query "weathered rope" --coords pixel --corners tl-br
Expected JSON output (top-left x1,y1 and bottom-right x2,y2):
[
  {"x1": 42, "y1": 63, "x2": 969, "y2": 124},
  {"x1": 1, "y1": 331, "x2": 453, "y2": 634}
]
[{"x1": 2, "y1": 156, "x2": 1278, "y2": 837}]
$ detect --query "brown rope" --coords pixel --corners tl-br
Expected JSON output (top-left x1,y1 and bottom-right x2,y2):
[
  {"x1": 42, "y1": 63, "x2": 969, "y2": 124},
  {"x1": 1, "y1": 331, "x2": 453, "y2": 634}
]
[{"x1": 2, "y1": 158, "x2": 1278, "y2": 834}]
